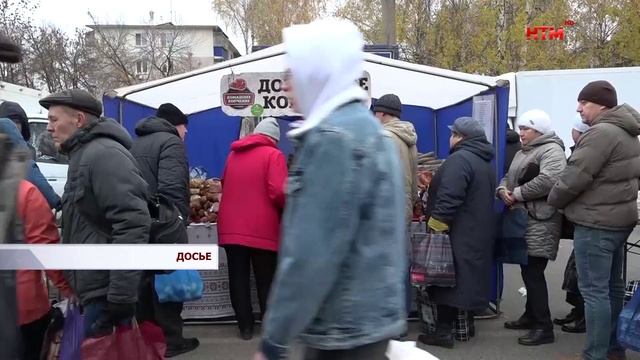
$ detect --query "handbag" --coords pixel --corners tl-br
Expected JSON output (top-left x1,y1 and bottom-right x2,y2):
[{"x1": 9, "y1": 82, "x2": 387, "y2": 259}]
[
  {"x1": 561, "y1": 250, "x2": 579, "y2": 294},
  {"x1": 618, "y1": 285, "x2": 640, "y2": 352},
  {"x1": 496, "y1": 207, "x2": 529, "y2": 265},
  {"x1": 148, "y1": 193, "x2": 187, "y2": 245},
  {"x1": 154, "y1": 270, "x2": 204, "y2": 303}
]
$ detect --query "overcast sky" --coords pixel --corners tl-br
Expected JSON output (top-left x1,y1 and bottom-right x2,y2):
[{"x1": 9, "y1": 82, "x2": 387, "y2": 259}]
[{"x1": 32, "y1": 0, "x2": 247, "y2": 54}]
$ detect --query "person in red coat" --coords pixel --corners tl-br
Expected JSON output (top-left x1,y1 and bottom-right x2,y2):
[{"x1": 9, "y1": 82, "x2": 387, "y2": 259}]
[
  {"x1": 16, "y1": 180, "x2": 73, "y2": 360},
  {"x1": 218, "y1": 117, "x2": 287, "y2": 340}
]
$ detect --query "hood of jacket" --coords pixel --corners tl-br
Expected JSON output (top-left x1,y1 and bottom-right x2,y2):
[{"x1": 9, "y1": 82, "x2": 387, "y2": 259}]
[
  {"x1": 594, "y1": 103, "x2": 640, "y2": 137},
  {"x1": 134, "y1": 116, "x2": 179, "y2": 138},
  {"x1": 506, "y1": 128, "x2": 520, "y2": 144},
  {"x1": 523, "y1": 132, "x2": 565, "y2": 152},
  {"x1": 231, "y1": 133, "x2": 277, "y2": 152},
  {"x1": 0, "y1": 101, "x2": 29, "y2": 141},
  {"x1": 283, "y1": 18, "x2": 368, "y2": 138},
  {"x1": 384, "y1": 119, "x2": 417, "y2": 147},
  {"x1": 452, "y1": 135, "x2": 495, "y2": 161},
  {"x1": 0, "y1": 118, "x2": 28, "y2": 149},
  {"x1": 61, "y1": 118, "x2": 133, "y2": 154}
]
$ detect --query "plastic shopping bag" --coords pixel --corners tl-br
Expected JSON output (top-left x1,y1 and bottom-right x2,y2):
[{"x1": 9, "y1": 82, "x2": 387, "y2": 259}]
[
  {"x1": 386, "y1": 340, "x2": 440, "y2": 360},
  {"x1": 59, "y1": 303, "x2": 84, "y2": 360},
  {"x1": 618, "y1": 285, "x2": 640, "y2": 352},
  {"x1": 410, "y1": 231, "x2": 430, "y2": 285},
  {"x1": 81, "y1": 320, "x2": 165, "y2": 360},
  {"x1": 424, "y1": 232, "x2": 456, "y2": 288},
  {"x1": 154, "y1": 270, "x2": 203, "y2": 303}
]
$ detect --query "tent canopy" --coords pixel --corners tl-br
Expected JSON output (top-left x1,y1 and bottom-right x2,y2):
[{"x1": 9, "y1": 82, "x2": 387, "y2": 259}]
[
  {"x1": 108, "y1": 44, "x2": 497, "y2": 114},
  {"x1": 104, "y1": 45, "x2": 509, "y2": 179}
]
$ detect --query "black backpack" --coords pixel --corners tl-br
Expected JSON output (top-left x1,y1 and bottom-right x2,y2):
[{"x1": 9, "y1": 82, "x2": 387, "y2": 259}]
[{"x1": 148, "y1": 193, "x2": 187, "y2": 244}]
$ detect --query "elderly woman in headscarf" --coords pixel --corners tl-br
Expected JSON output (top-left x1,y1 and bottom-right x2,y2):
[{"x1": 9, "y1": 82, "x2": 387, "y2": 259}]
[{"x1": 498, "y1": 109, "x2": 567, "y2": 346}]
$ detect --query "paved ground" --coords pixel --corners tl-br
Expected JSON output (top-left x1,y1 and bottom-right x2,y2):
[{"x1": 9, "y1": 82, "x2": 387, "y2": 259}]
[{"x1": 178, "y1": 231, "x2": 640, "y2": 360}]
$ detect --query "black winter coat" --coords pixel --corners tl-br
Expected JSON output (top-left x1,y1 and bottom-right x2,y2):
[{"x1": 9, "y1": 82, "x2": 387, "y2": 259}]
[
  {"x1": 426, "y1": 135, "x2": 497, "y2": 311},
  {"x1": 505, "y1": 128, "x2": 521, "y2": 173},
  {"x1": 130, "y1": 117, "x2": 190, "y2": 222},
  {"x1": 60, "y1": 119, "x2": 151, "y2": 305}
]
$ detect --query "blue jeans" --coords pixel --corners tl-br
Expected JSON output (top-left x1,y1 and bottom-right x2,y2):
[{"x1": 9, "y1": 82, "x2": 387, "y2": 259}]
[{"x1": 573, "y1": 225, "x2": 632, "y2": 360}]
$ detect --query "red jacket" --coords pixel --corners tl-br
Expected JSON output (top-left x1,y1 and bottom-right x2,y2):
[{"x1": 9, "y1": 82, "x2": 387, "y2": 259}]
[
  {"x1": 218, "y1": 134, "x2": 287, "y2": 252},
  {"x1": 16, "y1": 180, "x2": 72, "y2": 325}
]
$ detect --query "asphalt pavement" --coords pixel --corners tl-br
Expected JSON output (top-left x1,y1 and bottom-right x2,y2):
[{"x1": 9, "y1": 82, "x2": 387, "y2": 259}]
[{"x1": 179, "y1": 229, "x2": 640, "y2": 360}]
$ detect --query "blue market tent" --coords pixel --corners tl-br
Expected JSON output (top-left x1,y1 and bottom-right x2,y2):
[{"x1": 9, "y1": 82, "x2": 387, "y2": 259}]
[{"x1": 104, "y1": 44, "x2": 509, "y2": 180}]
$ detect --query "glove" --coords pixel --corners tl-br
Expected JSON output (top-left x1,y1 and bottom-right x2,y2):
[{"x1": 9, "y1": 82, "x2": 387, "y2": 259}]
[
  {"x1": 87, "y1": 301, "x2": 136, "y2": 338},
  {"x1": 428, "y1": 217, "x2": 449, "y2": 233},
  {"x1": 107, "y1": 301, "x2": 136, "y2": 323}
]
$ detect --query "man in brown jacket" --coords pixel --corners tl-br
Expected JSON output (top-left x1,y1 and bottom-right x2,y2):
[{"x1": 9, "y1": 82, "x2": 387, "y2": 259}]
[
  {"x1": 374, "y1": 94, "x2": 418, "y2": 223},
  {"x1": 548, "y1": 80, "x2": 640, "y2": 360},
  {"x1": 374, "y1": 94, "x2": 418, "y2": 323}
]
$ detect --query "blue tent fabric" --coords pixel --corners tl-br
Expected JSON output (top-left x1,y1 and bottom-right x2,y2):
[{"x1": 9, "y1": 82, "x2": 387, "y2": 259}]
[
  {"x1": 184, "y1": 108, "x2": 241, "y2": 178},
  {"x1": 394, "y1": 104, "x2": 436, "y2": 154},
  {"x1": 433, "y1": 101, "x2": 473, "y2": 158}
]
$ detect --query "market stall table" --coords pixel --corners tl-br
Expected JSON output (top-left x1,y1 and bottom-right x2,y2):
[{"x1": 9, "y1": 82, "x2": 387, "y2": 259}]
[{"x1": 182, "y1": 223, "x2": 260, "y2": 321}]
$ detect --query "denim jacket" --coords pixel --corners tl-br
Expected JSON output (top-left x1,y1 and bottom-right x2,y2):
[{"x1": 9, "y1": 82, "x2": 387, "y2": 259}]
[{"x1": 260, "y1": 102, "x2": 407, "y2": 359}]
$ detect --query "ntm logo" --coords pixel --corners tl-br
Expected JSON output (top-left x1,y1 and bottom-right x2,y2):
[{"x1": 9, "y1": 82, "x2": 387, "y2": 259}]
[{"x1": 526, "y1": 19, "x2": 575, "y2": 41}]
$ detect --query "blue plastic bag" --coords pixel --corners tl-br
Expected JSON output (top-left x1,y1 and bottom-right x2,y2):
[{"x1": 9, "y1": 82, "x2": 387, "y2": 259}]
[
  {"x1": 189, "y1": 166, "x2": 209, "y2": 180},
  {"x1": 618, "y1": 286, "x2": 640, "y2": 351},
  {"x1": 59, "y1": 302, "x2": 84, "y2": 360},
  {"x1": 154, "y1": 270, "x2": 204, "y2": 303}
]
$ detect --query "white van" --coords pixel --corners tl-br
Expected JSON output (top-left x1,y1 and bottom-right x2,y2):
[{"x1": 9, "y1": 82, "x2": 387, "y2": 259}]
[{"x1": 28, "y1": 115, "x2": 67, "y2": 197}]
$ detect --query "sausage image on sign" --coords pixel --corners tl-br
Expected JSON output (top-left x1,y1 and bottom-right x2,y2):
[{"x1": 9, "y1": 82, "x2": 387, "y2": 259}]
[{"x1": 223, "y1": 78, "x2": 255, "y2": 109}]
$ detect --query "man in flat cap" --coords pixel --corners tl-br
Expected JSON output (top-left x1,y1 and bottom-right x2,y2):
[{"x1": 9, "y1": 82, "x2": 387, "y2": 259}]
[
  {"x1": 0, "y1": 31, "x2": 27, "y2": 360},
  {"x1": 131, "y1": 103, "x2": 199, "y2": 357},
  {"x1": 549, "y1": 81, "x2": 640, "y2": 360},
  {"x1": 40, "y1": 89, "x2": 151, "y2": 338}
]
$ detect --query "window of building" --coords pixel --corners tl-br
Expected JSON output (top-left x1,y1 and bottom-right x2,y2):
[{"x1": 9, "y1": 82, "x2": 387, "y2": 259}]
[
  {"x1": 213, "y1": 46, "x2": 228, "y2": 60},
  {"x1": 135, "y1": 33, "x2": 147, "y2": 46},
  {"x1": 160, "y1": 33, "x2": 167, "y2": 48},
  {"x1": 136, "y1": 59, "x2": 149, "y2": 74}
]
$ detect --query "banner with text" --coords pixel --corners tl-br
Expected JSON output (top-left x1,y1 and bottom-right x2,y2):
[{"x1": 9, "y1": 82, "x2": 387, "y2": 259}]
[
  {"x1": 0, "y1": 244, "x2": 219, "y2": 270},
  {"x1": 220, "y1": 71, "x2": 371, "y2": 117}
]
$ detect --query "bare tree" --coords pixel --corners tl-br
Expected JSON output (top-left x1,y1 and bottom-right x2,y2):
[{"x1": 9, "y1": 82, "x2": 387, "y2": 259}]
[
  {"x1": 140, "y1": 23, "x2": 196, "y2": 78},
  {"x1": 212, "y1": 0, "x2": 254, "y2": 54},
  {"x1": 86, "y1": 12, "x2": 140, "y2": 86},
  {"x1": 0, "y1": 0, "x2": 37, "y2": 87},
  {"x1": 86, "y1": 12, "x2": 200, "y2": 94}
]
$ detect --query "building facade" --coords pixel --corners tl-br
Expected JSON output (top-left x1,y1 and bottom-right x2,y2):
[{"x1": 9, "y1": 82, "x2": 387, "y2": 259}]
[{"x1": 87, "y1": 23, "x2": 240, "y2": 81}]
